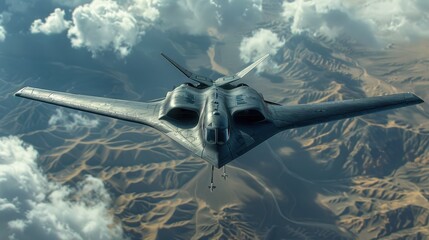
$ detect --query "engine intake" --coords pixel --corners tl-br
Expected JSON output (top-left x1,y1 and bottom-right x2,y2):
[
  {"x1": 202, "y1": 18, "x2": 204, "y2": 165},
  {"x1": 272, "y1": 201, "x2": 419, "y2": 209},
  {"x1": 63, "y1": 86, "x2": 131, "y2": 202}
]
[
  {"x1": 233, "y1": 109, "x2": 266, "y2": 124},
  {"x1": 164, "y1": 108, "x2": 199, "y2": 127}
]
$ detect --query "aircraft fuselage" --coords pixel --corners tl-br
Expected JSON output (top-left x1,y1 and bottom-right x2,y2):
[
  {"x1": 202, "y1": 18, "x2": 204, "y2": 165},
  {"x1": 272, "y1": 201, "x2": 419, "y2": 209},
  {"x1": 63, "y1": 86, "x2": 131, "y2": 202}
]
[{"x1": 159, "y1": 83, "x2": 274, "y2": 167}]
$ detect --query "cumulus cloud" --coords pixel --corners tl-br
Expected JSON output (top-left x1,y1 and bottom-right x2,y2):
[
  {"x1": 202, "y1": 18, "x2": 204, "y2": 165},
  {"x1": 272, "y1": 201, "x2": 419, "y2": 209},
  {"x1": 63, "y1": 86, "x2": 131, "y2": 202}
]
[
  {"x1": 127, "y1": 0, "x2": 162, "y2": 22},
  {"x1": 0, "y1": 19, "x2": 5, "y2": 42},
  {"x1": 67, "y1": 0, "x2": 141, "y2": 57},
  {"x1": 49, "y1": 108, "x2": 99, "y2": 131},
  {"x1": 0, "y1": 136, "x2": 124, "y2": 240},
  {"x1": 239, "y1": 28, "x2": 285, "y2": 73},
  {"x1": 0, "y1": 27, "x2": 5, "y2": 42},
  {"x1": 282, "y1": 0, "x2": 429, "y2": 46},
  {"x1": 24, "y1": 0, "x2": 263, "y2": 57},
  {"x1": 64, "y1": 0, "x2": 220, "y2": 56},
  {"x1": 30, "y1": 8, "x2": 71, "y2": 35}
]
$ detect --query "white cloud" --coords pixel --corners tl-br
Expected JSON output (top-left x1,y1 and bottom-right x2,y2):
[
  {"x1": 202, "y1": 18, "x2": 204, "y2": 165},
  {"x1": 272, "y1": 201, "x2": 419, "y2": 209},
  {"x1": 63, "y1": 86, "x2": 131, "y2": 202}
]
[
  {"x1": 127, "y1": 0, "x2": 162, "y2": 22},
  {"x1": 49, "y1": 108, "x2": 99, "y2": 131},
  {"x1": 25, "y1": 0, "x2": 264, "y2": 57},
  {"x1": 0, "y1": 13, "x2": 6, "y2": 42},
  {"x1": 282, "y1": 0, "x2": 429, "y2": 46},
  {"x1": 239, "y1": 28, "x2": 285, "y2": 73},
  {"x1": 0, "y1": 25, "x2": 5, "y2": 42},
  {"x1": 0, "y1": 136, "x2": 124, "y2": 240},
  {"x1": 64, "y1": 0, "x2": 218, "y2": 56},
  {"x1": 67, "y1": 0, "x2": 141, "y2": 57},
  {"x1": 30, "y1": 8, "x2": 71, "y2": 35}
]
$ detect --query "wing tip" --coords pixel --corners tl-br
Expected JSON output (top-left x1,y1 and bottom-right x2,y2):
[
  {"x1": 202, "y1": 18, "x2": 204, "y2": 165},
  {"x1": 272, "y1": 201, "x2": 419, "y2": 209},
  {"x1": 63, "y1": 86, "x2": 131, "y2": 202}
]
[
  {"x1": 410, "y1": 93, "x2": 424, "y2": 104},
  {"x1": 402, "y1": 92, "x2": 424, "y2": 105},
  {"x1": 15, "y1": 87, "x2": 29, "y2": 97}
]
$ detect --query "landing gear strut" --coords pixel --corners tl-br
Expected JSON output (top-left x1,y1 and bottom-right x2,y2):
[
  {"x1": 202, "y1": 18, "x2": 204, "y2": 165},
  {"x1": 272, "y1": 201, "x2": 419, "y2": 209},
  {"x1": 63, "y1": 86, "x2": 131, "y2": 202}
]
[
  {"x1": 208, "y1": 165, "x2": 216, "y2": 192},
  {"x1": 221, "y1": 166, "x2": 228, "y2": 180}
]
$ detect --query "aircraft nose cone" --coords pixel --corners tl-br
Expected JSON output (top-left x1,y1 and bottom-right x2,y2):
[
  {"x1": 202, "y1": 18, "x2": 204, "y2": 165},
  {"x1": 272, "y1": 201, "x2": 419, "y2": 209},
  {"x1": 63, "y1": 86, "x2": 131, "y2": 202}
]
[{"x1": 201, "y1": 145, "x2": 232, "y2": 168}]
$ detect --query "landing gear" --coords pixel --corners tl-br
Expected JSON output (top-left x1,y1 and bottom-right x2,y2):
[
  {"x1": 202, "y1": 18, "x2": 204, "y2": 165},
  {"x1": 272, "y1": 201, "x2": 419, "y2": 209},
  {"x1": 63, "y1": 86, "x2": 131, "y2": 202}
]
[
  {"x1": 208, "y1": 165, "x2": 216, "y2": 192},
  {"x1": 221, "y1": 166, "x2": 228, "y2": 180},
  {"x1": 208, "y1": 165, "x2": 228, "y2": 192}
]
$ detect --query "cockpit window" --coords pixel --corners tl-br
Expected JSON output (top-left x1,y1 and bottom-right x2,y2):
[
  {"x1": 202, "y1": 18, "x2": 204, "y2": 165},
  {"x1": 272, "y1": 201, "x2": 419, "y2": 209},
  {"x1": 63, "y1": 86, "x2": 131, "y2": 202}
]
[
  {"x1": 205, "y1": 127, "x2": 229, "y2": 145},
  {"x1": 205, "y1": 128, "x2": 216, "y2": 144},
  {"x1": 217, "y1": 128, "x2": 229, "y2": 144}
]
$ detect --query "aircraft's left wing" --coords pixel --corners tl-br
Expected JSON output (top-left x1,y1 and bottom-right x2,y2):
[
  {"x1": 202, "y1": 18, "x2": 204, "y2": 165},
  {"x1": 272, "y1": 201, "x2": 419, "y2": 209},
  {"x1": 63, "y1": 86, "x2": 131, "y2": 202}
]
[
  {"x1": 269, "y1": 93, "x2": 424, "y2": 130},
  {"x1": 15, "y1": 87, "x2": 168, "y2": 132}
]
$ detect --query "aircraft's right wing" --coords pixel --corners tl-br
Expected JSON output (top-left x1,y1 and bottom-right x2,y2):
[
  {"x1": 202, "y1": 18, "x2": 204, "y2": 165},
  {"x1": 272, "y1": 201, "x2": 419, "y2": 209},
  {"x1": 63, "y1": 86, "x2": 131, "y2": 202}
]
[
  {"x1": 270, "y1": 93, "x2": 424, "y2": 130},
  {"x1": 15, "y1": 87, "x2": 169, "y2": 133}
]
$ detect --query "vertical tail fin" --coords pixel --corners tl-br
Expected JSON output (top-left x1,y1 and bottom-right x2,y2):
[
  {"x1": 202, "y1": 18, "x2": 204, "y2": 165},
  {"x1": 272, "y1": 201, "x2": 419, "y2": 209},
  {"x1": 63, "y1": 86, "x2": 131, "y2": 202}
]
[
  {"x1": 161, "y1": 53, "x2": 213, "y2": 86},
  {"x1": 214, "y1": 54, "x2": 269, "y2": 86}
]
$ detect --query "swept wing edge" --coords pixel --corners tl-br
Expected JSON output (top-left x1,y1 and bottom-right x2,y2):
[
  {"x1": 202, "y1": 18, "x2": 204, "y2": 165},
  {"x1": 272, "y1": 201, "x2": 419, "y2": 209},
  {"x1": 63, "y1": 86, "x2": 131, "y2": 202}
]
[
  {"x1": 15, "y1": 87, "x2": 167, "y2": 132},
  {"x1": 270, "y1": 93, "x2": 424, "y2": 130}
]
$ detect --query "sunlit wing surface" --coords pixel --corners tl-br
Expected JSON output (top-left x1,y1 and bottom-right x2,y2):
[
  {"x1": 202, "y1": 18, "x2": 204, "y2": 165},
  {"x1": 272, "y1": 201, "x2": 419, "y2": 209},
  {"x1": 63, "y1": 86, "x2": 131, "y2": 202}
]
[
  {"x1": 14, "y1": 86, "x2": 207, "y2": 163},
  {"x1": 15, "y1": 87, "x2": 167, "y2": 132}
]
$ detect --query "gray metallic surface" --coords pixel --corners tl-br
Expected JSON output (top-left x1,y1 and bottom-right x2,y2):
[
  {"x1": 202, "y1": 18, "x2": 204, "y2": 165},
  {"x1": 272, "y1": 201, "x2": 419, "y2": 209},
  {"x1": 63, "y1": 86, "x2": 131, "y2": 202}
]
[
  {"x1": 214, "y1": 54, "x2": 269, "y2": 86},
  {"x1": 14, "y1": 55, "x2": 425, "y2": 169}
]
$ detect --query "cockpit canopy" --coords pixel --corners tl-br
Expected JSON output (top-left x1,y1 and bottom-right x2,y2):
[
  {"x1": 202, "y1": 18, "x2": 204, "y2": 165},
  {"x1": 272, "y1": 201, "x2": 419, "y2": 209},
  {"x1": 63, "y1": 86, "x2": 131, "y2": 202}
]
[
  {"x1": 204, "y1": 127, "x2": 230, "y2": 145},
  {"x1": 203, "y1": 108, "x2": 230, "y2": 145}
]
